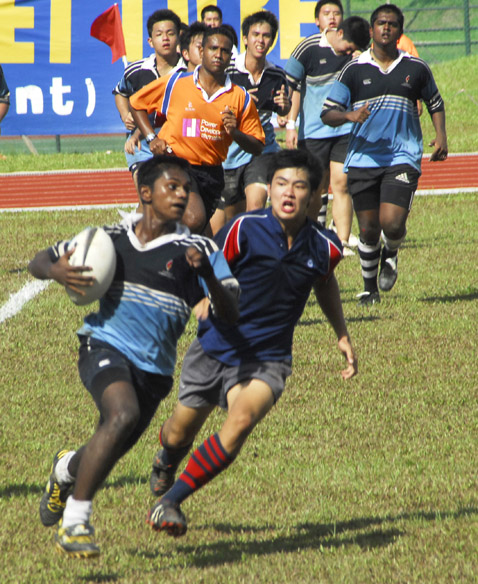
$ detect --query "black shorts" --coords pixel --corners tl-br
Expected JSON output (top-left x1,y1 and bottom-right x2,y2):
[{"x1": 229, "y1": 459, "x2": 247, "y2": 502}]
[
  {"x1": 190, "y1": 164, "x2": 225, "y2": 221},
  {"x1": 298, "y1": 134, "x2": 349, "y2": 167},
  {"x1": 347, "y1": 164, "x2": 420, "y2": 212},
  {"x1": 219, "y1": 153, "x2": 274, "y2": 209},
  {"x1": 77, "y1": 336, "x2": 173, "y2": 452}
]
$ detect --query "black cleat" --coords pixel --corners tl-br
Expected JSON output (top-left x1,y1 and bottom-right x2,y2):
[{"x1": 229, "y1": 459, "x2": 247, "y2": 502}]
[
  {"x1": 147, "y1": 499, "x2": 187, "y2": 537},
  {"x1": 150, "y1": 449, "x2": 176, "y2": 498},
  {"x1": 379, "y1": 256, "x2": 398, "y2": 292},
  {"x1": 357, "y1": 291, "x2": 381, "y2": 306},
  {"x1": 40, "y1": 450, "x2": 74, "y2": 527}
]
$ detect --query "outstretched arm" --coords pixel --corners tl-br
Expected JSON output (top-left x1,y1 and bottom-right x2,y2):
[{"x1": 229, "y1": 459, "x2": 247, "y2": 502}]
[
  {"x1": 313, "y1": 274, "x2": 358, "y2": 380},
  {"x1": 185, "y1": 247, "x2": 239, "y2": 325}
]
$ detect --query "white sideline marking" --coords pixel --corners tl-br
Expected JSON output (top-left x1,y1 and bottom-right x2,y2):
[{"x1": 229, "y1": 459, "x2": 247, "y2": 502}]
[
  {"x1": 0, "y1": 280, "x2": 51, "y2": 324},
  {"x1": 0, "y1": 203, "x2": 136, "y2": 214}
]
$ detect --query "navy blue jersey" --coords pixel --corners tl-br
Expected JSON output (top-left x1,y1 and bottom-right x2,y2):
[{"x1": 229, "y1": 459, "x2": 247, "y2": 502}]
[
  {"x1": 197, "y1": 207, "x2": 343, "y2": 365},
  {"x1": 322, "y1": 49, "x2": 444, "y2": 172},
  {"x1": 285, "y1": 31, "x2": 352, "y2": 140},
  {"x1": 48, "y1": 214, "x2": 238, "y2": 375},
  {"x1": 224, "y1": 52, "x2": 288, "y2": 169}
]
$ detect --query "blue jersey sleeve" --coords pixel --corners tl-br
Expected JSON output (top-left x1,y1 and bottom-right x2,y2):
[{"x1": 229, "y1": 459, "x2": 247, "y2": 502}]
[
  {"x1": 322, "y1": 79, "x2": 351, "y2": 115},
  {"x1": 284, "y1": 56, "x2": 305, "y2": 90},
  {"x1": 198, "y1": 249, "x2": 239, "y2": 298}
]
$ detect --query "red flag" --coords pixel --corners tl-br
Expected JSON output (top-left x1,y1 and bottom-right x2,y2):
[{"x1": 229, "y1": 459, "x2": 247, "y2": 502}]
[{"x1": 90, "y1": 4, "x2": 126, "y2": 63}]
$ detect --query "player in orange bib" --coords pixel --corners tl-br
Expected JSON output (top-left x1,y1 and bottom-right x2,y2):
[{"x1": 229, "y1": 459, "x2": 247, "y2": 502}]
[{"x1": 130, "y1": 25, "x2": 265, "y2": 234}]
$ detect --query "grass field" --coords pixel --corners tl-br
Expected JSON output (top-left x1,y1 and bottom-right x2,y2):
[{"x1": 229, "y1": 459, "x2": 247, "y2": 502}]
[{"x1": 1, "y1": 193, "x2": 477, "y2": 583}]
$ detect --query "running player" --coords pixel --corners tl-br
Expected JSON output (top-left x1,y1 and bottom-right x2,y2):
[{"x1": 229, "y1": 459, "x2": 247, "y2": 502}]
[
  {"x1": 29, "y1": 155, "x2": 239, "y2": 558},
  {"x1": 285, "y1": 12, "x2": 370, "y2": 251},
  {"x1": 113, "y1": 10, "x2": 184, "y2": 203},
  {"x1": 210, "y1": 10, "x2": 291, "y2": 233},
  {"x1": 321, "y1": 3, "x2": 447, "y2": 304},
  {"x1": 130, "y1": 26, "x2": 265, "y2": 234},
  {"x1": 146, "y1": 148, "x2": 357, "y2": 536}
]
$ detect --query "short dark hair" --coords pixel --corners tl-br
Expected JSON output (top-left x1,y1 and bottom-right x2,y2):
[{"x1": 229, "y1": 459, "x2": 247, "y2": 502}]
[
  {"x1": 338, "y1": 16, "x2": 371, "y2": 51},
  {"x1": 180, "y1": 21, "x2": 207, "y2": 55},
  {"x1": 201, "y1": 5, "x2": 223, "y2": 21},
  {"x1": 370, "y1": 4, "x2": 404, "y2": 32},
  {"x1": 314, "y1": 0, "x2": 344, "y2": 19},
  {"x1": 221, "y1": 23, "x2": 239, "y2": 47},
  {"x1": 137, "y1": 155, "x2": 191, "y2": 191},
  {"x1": 267, "y1": 149, "x2": 322, "y2": 193},
  {"x1": 202, "y1": 25, "x2": 235, "y2": 49},
  {"x1": 242, "y1": 10, "x2": 279, "y2": 43},
  {"x1": 147, "y1": 9, "x2": 181, "y2": 37}
]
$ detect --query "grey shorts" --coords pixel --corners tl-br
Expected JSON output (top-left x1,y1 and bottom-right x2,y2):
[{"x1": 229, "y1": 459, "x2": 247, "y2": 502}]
[{"x1": 178, "y1": 338, "x2": 292, "y2": 410}]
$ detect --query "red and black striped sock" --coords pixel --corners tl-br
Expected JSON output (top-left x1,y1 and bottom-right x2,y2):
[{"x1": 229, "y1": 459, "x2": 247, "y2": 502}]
[{"x1": 161, "y1": 433, "x2": 233, "y2": 505}]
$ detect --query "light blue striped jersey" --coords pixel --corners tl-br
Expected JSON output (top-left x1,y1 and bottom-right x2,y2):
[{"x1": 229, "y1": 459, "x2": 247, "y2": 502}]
[
  {"x1": 322, "y1": 49, "x2": 444, "y2": 172},
  {"x1": 285, "y1": 31, "x2": 352, "y2": 140},
  {"x1": 48, "y1": 213, "x2": 238, "y2": 375}
]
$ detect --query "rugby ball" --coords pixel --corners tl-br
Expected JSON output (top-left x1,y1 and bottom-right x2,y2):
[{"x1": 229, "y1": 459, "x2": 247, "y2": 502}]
[{"x1": 66, "y1": 227, "x2": 116, "y2": 306}]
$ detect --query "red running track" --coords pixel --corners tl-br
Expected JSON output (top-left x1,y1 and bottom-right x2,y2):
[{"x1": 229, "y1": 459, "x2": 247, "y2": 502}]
[{"x1": 0, "y1": 154, "x2": 477, "y2": 210}]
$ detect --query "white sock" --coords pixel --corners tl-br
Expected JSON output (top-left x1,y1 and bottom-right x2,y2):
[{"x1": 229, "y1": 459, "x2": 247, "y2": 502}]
[
  {"x1": 62, "y1": 496, "x2": 93, "y2": 529},
  {"x1": 55, "y1": 451, "x2": 76, "y2": 485}
]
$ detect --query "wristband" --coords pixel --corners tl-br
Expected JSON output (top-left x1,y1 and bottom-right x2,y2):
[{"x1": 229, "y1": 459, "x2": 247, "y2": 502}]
[
  {"x1": 145, "y1": 132, "x2": 157, "y2": 144},
  {"x1": 285, "y1": 120, "x2": 296, "y2": 130}
]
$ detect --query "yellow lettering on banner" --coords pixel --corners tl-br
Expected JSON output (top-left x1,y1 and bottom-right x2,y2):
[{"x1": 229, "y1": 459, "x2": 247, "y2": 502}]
[
  {"x1": 0, "y1": 0, "x2": 34, "y2": 63},
  {"x1": 170, "y1": 0, "x2": 189, "y2": 24},
  {"x1": 122, "y1": 0, "x2": 143, "y2": 62},
  {"x1": 50, "y1": 0, "x2": 71, "y2": 63},
  {"x1": 278, "y1": 0, "x2": 315, "y2": 60}
]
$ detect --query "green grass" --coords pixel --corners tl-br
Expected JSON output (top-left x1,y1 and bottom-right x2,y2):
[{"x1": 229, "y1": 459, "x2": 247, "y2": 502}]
[
  {"x1": 1, "y1": 194, "x2": 477, "y2": 583},
  {"x1": 347, "y1": 0, "x2": 478, "y2": 63}
]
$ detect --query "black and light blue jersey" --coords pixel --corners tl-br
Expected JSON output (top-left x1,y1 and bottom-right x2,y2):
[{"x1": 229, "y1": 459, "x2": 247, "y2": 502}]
[
  {"x1": 285, "y1": 31, "x2": 352, "y2": 141},
  {"x1": 49, "y1": 214, "x2": 238, "y2": 375},
  {"x1": 197, "y1": 207, "x2": 343, "y2": 366},
  {"x1": 322, "y1": 49, "x2": 444, "y2": 172},
  {"x1": 224, "y1": 53, "x2": 288, "y2": 169},
  {"x1": 112, "y1": 54, "x2": 160, "y2": 98}
]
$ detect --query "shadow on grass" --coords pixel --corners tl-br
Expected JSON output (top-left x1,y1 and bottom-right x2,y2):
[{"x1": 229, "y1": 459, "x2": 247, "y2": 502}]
[
  {"x1": 133, "y1": 506, "x2": 477, "y2": 567},
  {"x1": 76, "y1": 575, "x2": 118, "y2": 583},
  {"x1": 420, "y1": 289, "x2": 478, "y2": 303},
  {"x1": 0, "y1": 475, "x2": 147, "y2": 498},
  {"x1": 299, "y1": 314, "x2": 381, "y2": 327}
]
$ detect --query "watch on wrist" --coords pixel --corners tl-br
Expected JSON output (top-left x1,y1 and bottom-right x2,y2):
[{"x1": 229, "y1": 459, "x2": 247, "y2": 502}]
[{"x1": 145, "y1": 132, "x2": 157, "y2": 144}]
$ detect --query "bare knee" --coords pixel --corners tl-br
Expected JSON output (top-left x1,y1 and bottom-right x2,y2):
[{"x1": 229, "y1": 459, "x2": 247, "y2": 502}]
[
  {"x1": 227, "y1": 409, "x2": 257, "y2": 442},
  {"x1": 104, "y1": 407, "x2": 140, "y2": 443}
]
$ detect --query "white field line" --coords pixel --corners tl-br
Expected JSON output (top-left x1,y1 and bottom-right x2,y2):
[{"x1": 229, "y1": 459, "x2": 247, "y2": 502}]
[
  {"x1": 0, "y1": 280, "x2": 51, "y2": 325},
  {"x1": 0, "y1": 203, "x2": 136, "y2": 213}
]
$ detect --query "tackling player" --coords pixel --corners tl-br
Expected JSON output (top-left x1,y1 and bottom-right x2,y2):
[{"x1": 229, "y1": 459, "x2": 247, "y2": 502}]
[{"x1": 146, "y1": 148, "x2": 358, "y2": 536}]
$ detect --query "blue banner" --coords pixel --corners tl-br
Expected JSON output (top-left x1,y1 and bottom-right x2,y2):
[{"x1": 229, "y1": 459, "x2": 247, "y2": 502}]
[{"x1": 0, "y1": 0, "x2": 320, "y2": 136}]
